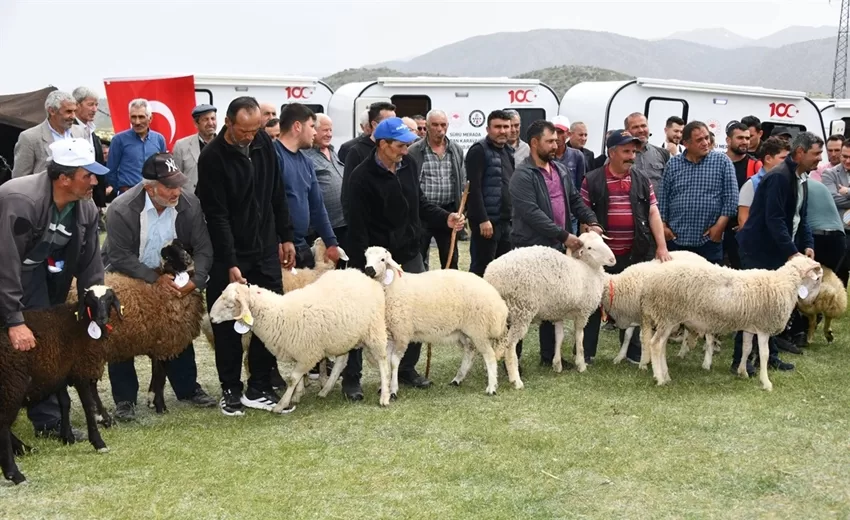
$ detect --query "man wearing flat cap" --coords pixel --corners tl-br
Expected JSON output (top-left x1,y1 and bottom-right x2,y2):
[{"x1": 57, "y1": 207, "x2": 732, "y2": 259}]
[
  {"x1": 101, "y1": 152, "x2": 216, "y2": 421},
  {"x1": 173, "y1": 104, "x2": 217, "y2": 193}
]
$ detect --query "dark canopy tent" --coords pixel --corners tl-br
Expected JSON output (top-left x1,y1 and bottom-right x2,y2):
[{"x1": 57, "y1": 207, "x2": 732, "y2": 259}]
[{"x1": 0, "y1": 86, "x2": 57, "y2": 181}]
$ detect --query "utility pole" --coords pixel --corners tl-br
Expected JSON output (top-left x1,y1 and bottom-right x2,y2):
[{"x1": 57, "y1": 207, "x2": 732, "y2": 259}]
[{"x1": 832, "y1": 0, "x2": 850, "y2": 98}]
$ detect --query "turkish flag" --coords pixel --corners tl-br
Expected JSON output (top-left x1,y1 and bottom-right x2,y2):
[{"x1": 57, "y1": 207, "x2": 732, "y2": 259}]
[{"x1": 103, "y1": 75, "x2": 196, "y2": 152}]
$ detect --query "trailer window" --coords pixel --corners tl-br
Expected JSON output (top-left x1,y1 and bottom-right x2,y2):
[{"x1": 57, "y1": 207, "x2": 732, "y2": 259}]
[
  {"x1": 827, "y1": 119, "x2": 850, "y2": 139},
  {"x1": 280, "y1": 103, "x2": 324, "y2": 114},
  {"x1": 761, "y1": 122, "x2": 807, "y2": 139},
  {"x1": 644, "y1": 97, "x2": 688, "y2": 146},
  {"x1": 504, "y1": 108, "x2": 546, "y2": 142},
  {"x1": 390, "y1": 95, "x2": 431, "y2": 118},
  {"x1": 195, "y1": 89, "x2": 212, "y2": 106}
]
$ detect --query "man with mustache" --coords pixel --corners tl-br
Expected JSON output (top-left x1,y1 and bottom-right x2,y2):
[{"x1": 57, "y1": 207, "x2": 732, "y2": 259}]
[
  {"x1": 0, "y1": 138, "x2": 108, "y2": 441},
  {"x1": 12, "y1": 90, "x2": 87, "y2": 178},
  {"x1": 106, "y1": 98, "x2": 167, "y2": 195},
  {"x1": 509, "y1": 120, "x2": 602, "y2": 370},
  {"x1": 580, "y1": 130, "x2": 672, "y2": 365},
  {"x1": 101, "y1": 153, "x2": 216, "y2": 420},
  {"x1": 173, "y1": 104, "x2": 218, "y2": 194}
]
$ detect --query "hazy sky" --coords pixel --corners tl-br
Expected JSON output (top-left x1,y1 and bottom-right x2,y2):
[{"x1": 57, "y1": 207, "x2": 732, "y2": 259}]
[{"x1": 0, "y1": 0, "x2": 839, "y2": 96}]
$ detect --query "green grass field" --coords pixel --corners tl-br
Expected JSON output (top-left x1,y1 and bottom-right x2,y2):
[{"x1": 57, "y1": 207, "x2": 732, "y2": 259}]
[{"x1": 2, "y1": 241, "x2": 850, "y2": 519}]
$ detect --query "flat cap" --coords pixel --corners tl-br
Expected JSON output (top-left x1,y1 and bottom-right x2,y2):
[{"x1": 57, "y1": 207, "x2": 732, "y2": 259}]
[{"x1": 191, "y1": 104, "x2": 216, "y2": 119}]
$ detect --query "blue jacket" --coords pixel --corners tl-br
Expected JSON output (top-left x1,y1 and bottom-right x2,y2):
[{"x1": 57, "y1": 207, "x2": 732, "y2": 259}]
[
  {"x1": 737, "y1": 156, "x2": 813, "y2": 267},
  {"x1": 556, "y1": 147, "x2": 587, "y2": 190}
]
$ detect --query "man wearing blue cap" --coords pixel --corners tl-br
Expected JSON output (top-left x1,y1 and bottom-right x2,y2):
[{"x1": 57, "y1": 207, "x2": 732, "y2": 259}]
[
  {"x1": 173, "y1": 104, "x2": 217, "y2": 193},
  {"x1": 343, "y1": 117, "x2": 465, "y2": 400},
  {"x1": 0, "y1": 138, "x2": 108, "y2": 441}
]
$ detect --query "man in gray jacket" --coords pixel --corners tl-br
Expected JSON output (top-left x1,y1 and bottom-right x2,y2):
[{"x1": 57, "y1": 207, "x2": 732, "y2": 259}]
[
  {"x1": 102, "y1": 152, "x2": 216, "y2": 420},
  {"x1": 407, "y1": 109, "x2": 465, "y2": 269},
  {"x1": 509, "y1": 120, "x2": 602, "y2": 369},
  {"x1": 0, "y1": 138, "x2": 107, "y2": 440}
]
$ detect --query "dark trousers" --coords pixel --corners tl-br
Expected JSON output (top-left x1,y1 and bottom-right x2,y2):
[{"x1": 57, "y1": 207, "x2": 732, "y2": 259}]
[
  {"x1": 581, "y1": 253, "x2": 641, "y2": 361},
  {"x1": 20, "y1": 263, "x2": 61, "y2": 430},
  {"x1": 724, "y1": 228, "x2": 741, "y2": 269},
  {"x1": 108, "y1": 345, "x2": 199, "y2": 405},
  {"x1": 421, "y1": 203, "x2": 459, "y2": 271},
  {"x1": 834, "y1": 234, "x2": 850, "y2": 287},
  {"x1": 668, "y1": 239, "x2": 723, "y2": 265},
  {"x1": 733, "y1": 252, "x2": 782, "y2": 365},
  {"x1": 469, "y1": 220, "x2": 512, "y2": 277},
  {"x1": 813, "y1": 231, "x2": 847, "y2": 273},
  {"x1": 342, "y1": 254, "x2": 426, "y2": 383},
  {"x1": 206, "y1": 252, "x2": 283, "y2": 393}
]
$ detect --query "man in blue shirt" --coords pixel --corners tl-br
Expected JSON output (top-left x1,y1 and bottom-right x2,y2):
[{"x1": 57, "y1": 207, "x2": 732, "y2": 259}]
[
  {"x1": 272, "y1": 103, "x2": 340, "y2": 268},
  {"x1": 658, "y1": 121, "x2": 739, "y2": 264},
  {"x1": 106, "y1": 98, "x2": 167, "y2": 194}
]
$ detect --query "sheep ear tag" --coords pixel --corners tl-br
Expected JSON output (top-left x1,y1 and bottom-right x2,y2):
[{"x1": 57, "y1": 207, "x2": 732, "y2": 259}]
[
  {"x1": 233, "y1": 320, "x2": 251, "y2": 335},
  {"x1": 87, "y1": 321, "x2": 102, "y2": 340},
  {"x1": 173, "y1": 272, "x2": 189, "y2": 288},
  {"x1": 383, "y1": 269, "x2": 395, "y2": 286},
  {"x1": 798, "y1": 285, "x2": 808, "y2": 299}
]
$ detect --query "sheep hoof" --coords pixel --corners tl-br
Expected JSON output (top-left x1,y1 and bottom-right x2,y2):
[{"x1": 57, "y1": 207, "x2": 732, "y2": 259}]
[
  {"x1": 513, "y1": 380, "x2": 524, "y2": 390},
  {"x1": 7, "y1": 472, "x2": 26, "y2": 485},
  {"x1": 552, "y1": 361, "x2": 563, "y2": 373},
  {"x1": 97, "y1": 414, "x2": 114, "y2": 429},
  {"x1": 60, "y1": 434, "x2": 76, "y2": 446},
  {"x1": 702, "y1": 362, "x2": 712, "y2": 371},
  {"x1": 97, "y1": 447, "x2": 110, "y2": 454},
  {"x1": 612, "y1": 356, "x2": 623, "y2": 365},
  {"x1": 638, "y1": 363, "x2": 649, "y2": 371},
  {"x1": 486, "y1": 389, "x2": 496, "y2": 396},
  {"x1": 450, "y1": 379, "x2": 461, "y2": 386},
  {"x1": 762, "y1": 382, "x2": 773, "y2": 392},
  {"x1": 576, "y1": 363, "x2": 587, "y2": 373},
  {"x1": 273, "y1": 405, "x2": 296, "y2": 414},
  {"x1": 826, "y1": 331, "x2": 835, "y2": 343},
  {"x1": 390, "y1": 393, "x2": 397, "y2": 401}
]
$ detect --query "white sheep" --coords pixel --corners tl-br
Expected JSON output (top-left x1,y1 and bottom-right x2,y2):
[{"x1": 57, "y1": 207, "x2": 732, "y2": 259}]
[
  {"x1": 361, "y1": 246, "x2": 509, "y2": 397},
  {"x1": 796, "y1": 266, "x2": 848, "y2": 344},
  {"x1": 483, "y1": 231, "x2": 616, "y2": 390},
  {"x1": 208, "y1": 268, "x2": 391, "y2": 411},
  {"x1": 602, "y1": 251, "x2": 718, "y2": 369},
  {"x1": 639, "y1": 255, "x2": 824, "y2": 391}
]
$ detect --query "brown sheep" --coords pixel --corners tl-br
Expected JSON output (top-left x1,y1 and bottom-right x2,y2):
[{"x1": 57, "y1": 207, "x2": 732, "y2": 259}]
[
  {"x1": 797, "y1": 267, "x2": 848, "y2": 344},
  {"x1": 1, "y1": 286, "x2": 122, "y2": 485}
]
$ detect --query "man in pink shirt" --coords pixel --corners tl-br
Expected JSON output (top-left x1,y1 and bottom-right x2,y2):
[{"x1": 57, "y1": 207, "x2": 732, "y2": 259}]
[{"x1": 812, "y1": 134, "x2": 844, "y2": 181}]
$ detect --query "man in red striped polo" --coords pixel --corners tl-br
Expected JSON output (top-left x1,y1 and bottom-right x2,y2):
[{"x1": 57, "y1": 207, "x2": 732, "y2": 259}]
[{"x1": 579, "y1": 129, "x2": 672, "y2": 364}]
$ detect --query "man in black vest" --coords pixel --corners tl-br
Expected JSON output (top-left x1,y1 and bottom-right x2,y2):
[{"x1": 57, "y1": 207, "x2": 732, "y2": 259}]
[
  {"x1": 466, "y1": 110, "x2": 515, "y2": 276},
  {"x1": 580, "y1": 130, "x2": 672, "y2": 364}
]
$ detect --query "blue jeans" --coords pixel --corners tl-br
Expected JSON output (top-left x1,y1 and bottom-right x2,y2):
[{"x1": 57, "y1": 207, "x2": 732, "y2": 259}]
[{"x1": 667, "y1": 239, "x2": 723, "y2": 265}]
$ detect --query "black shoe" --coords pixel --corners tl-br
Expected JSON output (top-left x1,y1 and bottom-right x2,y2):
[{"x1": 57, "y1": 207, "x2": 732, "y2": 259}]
[
  {"x1": 114, "y1": 401, "x2": 136, "y2": 421},
  {"x1": 220, "y1": 388, "x2": 245, "y2": 417},
  {"x1": 35, "y1": 424, "x2": 87, "y2": 443},
  {"x1": 767, "y1": 356, "x2": 795, "y2": 371},
  {"x1": 730, "y1": 360, "x2": 755, "y2": 377},
  {"x1": 774, "y1": 336, "x2": 803, "y2": 355},
  {"x1": 790, "y1": 332, "x2": 809, "y2": 348},
  {"x1": 398, "y1": 370, "x2": 432, "y2": 388},
  {"x1": 341, "y1": 379, "x2": 364, "y2": 401},
  {"x1": 241, "y1": 386, "x2": 281, "y2": 412},
  {"x1": 309, "y1": 359, "x2": 335, "y2": 380},
  {"x1": 180, "y1": 387, "x2": 217, "y2": 408},
  {"x1": 585, "y1": 357, "x2": 594, "y2": 366},
  {"x1": 269, "y1": 365, "x2": 287, "y2": 391}
]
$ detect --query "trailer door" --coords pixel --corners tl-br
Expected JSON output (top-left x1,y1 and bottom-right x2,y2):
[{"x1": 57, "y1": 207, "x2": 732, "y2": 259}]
[{"x1": 644, "y1": 97, "x2": 688, "y2": 147}]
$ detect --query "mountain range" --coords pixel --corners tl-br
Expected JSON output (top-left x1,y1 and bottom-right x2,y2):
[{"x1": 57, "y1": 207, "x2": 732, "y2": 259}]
[{"x1": 367, "y1": 26, "x2": 840, "y2": 94}]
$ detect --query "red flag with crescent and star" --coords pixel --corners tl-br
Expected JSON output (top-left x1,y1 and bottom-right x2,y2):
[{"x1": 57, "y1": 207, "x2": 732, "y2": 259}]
[{"x1": 103, "y1": 75, "x2": 196, "y2": 152}]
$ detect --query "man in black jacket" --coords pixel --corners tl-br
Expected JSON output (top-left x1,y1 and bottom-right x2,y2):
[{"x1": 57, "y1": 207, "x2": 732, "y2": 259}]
[
  {"x1": 71, "y1": 87, "x2": 111, "y2": 211},
  {"x1": 343, "y1": 117, "x2": 465, "y2": 401},
  {"x1": 509, "y1": 120, "x2": 602, "y2": 368},
  {"x1": 340, "y1": 102, "x2": 396, "y2": 222},
  {"x1": 196, "y1": 96, "x2": 297, "y2": 417}
]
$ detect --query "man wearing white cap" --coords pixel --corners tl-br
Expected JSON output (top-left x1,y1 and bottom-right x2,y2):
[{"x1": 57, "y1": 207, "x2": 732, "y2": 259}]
[{"x1": 0, "y1": 138, "x2": 108, "y2": 441}]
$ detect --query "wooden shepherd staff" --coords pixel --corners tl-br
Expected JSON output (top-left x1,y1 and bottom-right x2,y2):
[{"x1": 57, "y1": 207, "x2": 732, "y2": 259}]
[{"x1": 425, "y1": 180, "x2": 471, "y2": 379}]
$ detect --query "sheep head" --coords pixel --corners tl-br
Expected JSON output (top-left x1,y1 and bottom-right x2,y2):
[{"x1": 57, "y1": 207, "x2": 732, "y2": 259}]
[
  {"x1": 788, "y1": 256, "x2": 824, "y2": 303},
  {"x1": 364, "y1": 246, "x2": 403, "y2": 285},
  {"x1": 209, "y1": 282, "x2": 254, "y2": 325},
  {"x1": 312, "y1": 237, "x2": 350, "y2": 265},
  {"x1": 77, "y1": 285, "x2": 123, "y2": 339},
  {"x1": 571, "y1": 231, "x2": 616, "y2": 268},
  {"x1": 160, "y1": 239, "x2": 194, "y2": 276}
]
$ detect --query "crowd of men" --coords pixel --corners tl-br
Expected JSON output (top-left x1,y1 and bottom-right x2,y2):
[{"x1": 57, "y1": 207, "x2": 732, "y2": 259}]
[{"x1": 1, "y1": 88, "x2": 847, "y2": 435}]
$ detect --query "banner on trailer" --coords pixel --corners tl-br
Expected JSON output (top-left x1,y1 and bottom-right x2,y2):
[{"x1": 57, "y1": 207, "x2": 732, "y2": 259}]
[{"x1": 103, "y1": 75, "x2": 196, "y2": 152}]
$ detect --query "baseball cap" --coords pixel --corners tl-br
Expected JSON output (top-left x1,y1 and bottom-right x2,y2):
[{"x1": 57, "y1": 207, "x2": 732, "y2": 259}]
[
  {"x1": 373, "y1": 117, "x2": 418, "y2": 144},
  {"x1": 49, "y1": 138, "x2": 109, "y2": 175},
  {"x1": 142, "y1": 153, "x2": 189, "y2": 188},
  {"x1": 551, "y1": 115, "x2": 571, "y2": 132},
  {"x1": 191, "y1": 104, "x2": 216, "y2": 119},
  {"x1": 606, "y1": 129, "x2": 642, "y2": 149}
]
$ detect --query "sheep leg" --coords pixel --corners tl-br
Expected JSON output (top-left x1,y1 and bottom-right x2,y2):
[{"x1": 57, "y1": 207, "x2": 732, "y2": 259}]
[
  {"x1": 73, "y1": 380, "x2": 108, "y2": 453},
  {"x1": 638, "y1": 316, "x2": 654, "y2": 370},
  {"x1": 317, "y1": 354, "x2": 348, "y2": 398},
  {"x1": 756, "y1": 332, "x2": 773, "y2": 391},
  {"x1": 57, "y1": 386, "x2": 76, "y2": 445},
  {"x1": 649, "y1": 324, "x2": 676, "y2": 385},
  {"x1": 504, "y1": 320, "x2": 530, "y2": 390},
  {"x1": 90, "y1": 380, "x2": 113, "y2": 428},
  {"x1": 738, "y1": 331, "x2": 754, "y2": 378},
  {"x1": 824, "y1": 316, "x2": 835, "y2": 343},
  {"x1": 149, "y1": 358, "x2": 168, "y2": 414},
  {"x1": 451, "y1": 344, "x2": 477, "y2": 387},
  {"x1": 272, "y1": 361, "x2": 310, "y2": 413},
  {"x1": 573, "y1": 317, "x2": 588, "y2": 373},
  {"x1": 376, "y1": 352, "x2": 392, "y2": 407},
  {"x1": 9, "y1": 432, "x2": 33, "y2": 457},
  {"x1": 552, "y1": 321, "x2": 566, "y2": 373},
  {"x1": 677, "y1": 328, "x2": 691, "y2": 358},
  {"x1": 480, "y1": 344, "x2": 499, "y2": 396},
  {"x1": 613, "y1": 325, "x2": 635, "y2": 364},
  {"x1": 291, "y1": 376, "x2": 306, "y2": 404},
  {"x1": 317, "y1": 358, "x2": 329, "y2": 388},
  {"x1": 702, "y1": 334, "x2": 716, "y2": 371},
  {"x1": 388, "y1": 341, "x2": 406, "y2": 400},
  {"x1": 0, "y1": 427, "x2": 25, "y2": 485}
]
